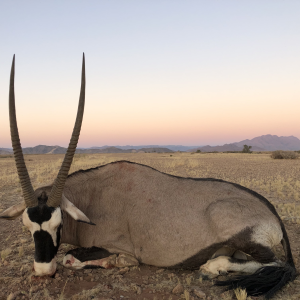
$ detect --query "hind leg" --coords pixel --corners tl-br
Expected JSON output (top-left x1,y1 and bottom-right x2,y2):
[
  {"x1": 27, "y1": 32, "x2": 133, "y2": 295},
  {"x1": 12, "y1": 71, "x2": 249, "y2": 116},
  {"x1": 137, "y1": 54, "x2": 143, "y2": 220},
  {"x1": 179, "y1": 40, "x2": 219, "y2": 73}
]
[
  {"x1": 200, "y1": 256, "x2": 279, "y2": 279},
  {"x1": 200, "y1": 243, "x2": 279, "y2": 279}
]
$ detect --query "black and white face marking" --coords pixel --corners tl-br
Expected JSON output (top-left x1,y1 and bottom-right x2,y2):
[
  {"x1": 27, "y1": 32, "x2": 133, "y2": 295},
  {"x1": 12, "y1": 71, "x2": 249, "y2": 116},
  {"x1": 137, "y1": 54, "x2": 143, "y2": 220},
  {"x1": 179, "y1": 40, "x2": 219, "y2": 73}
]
[{"x1": 22, "y1": 203, "x2": 62, "y2": 276}]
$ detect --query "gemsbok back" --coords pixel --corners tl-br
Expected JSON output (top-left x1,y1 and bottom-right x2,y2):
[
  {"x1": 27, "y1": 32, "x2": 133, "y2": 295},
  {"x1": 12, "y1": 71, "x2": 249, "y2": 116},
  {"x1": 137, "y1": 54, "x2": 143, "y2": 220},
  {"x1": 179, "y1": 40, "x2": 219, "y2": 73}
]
[{"x1": 0, "y1": 54, "x2": 297, "y2": 299}]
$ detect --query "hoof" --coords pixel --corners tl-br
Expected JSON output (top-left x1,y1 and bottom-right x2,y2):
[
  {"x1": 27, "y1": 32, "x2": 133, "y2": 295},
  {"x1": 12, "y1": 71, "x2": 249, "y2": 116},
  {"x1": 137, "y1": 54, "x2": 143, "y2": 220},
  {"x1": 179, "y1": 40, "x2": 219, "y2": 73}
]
[
  {"x1": 199, "y1": 269, "x2": 218, "y2": 279},
  {"x1": 115, "y1": 253, "x2": 139, "y2": 268},
  {"x1": 219, "y1": 270, "x2": 228, "y2": 276},
  {"x1": 199, "y1": 256, "x2": 229, "y2": 279}
]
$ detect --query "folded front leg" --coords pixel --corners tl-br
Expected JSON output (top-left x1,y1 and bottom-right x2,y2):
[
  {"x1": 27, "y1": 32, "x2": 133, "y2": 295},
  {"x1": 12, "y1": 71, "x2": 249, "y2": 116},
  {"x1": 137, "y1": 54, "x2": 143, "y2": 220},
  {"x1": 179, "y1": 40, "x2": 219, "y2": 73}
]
[{"x1": 62, "y1": 246, "x2": 139, "y2": 270}]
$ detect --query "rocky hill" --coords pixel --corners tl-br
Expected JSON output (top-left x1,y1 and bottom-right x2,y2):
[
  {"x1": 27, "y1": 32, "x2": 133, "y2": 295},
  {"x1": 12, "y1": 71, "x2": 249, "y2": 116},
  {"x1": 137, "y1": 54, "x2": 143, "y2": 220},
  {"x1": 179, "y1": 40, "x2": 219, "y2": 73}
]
[
  {"x1": 0, "y1": 149, "x2": 12, "y2": 155},
  {"x1": 2, "y1": 135, "x2": 300, "y2": 155},
  {"x1": 76, "y1": 146, "x2": 134, "y2": 154},
  {"x1": 22, "y1": 145, "x2": 67, "y2": 154},
  {"x1": 190, "y1": 135, "x2": 300, "y2": 152},
  {"x1": 0, "y1": 148, "x2": 13, "y2": 153},
  {"x1": 0, "y1": 145, "x2": 173, "y2": 155},
  {"x1": 87, "y1": 145, "x2": 195, "y2": 151},
  {"x1": 233, "y1": 134, "x2": 300, "y2": 151},
  {"x1": 190, "y1": 144, "x2": 264, "y2": 152},
  {"x1": 138, "y1": 147, "x2": 173, "y2": 153}
]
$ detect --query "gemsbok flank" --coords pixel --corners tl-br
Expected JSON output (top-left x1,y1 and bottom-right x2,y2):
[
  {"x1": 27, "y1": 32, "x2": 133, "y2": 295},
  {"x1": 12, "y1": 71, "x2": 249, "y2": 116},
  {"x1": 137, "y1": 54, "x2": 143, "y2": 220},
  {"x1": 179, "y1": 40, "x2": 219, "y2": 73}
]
[{"x1": 0, "y1": 55, "x2": 297, "y2": 299}]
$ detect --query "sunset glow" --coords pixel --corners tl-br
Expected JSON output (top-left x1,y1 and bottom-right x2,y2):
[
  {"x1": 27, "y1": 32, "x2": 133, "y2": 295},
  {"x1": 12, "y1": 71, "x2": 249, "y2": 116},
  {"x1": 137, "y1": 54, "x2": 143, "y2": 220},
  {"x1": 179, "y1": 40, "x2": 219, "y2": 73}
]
[{"x1": 1, "y1": 1, "x2": 300, "y2": 148}]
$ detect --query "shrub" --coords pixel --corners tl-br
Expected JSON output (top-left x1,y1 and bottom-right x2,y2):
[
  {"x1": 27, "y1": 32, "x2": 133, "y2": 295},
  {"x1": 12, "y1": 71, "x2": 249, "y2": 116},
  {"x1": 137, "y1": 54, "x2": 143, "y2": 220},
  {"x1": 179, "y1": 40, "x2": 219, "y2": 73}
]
[
  {"x1": 242, "y1": 145, "x2": 252, "y2": 153},
  {"x1": 224, "y1": 151, "x2": 240, "y2": 153},
  {"x1": 271, "y1": 150, "x2": 299, "y2": 159},
  {"x1": 196, "y1": 150, "x2": 201, "y2": 153}
]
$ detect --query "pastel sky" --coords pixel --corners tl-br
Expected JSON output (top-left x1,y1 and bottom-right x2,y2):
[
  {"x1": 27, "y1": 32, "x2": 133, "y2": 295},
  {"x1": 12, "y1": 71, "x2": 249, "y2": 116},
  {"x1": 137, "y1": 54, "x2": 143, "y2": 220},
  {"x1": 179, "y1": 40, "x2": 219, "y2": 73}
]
[{"x1": 1, "y1": 1, "x2": 300, "y2": 147}]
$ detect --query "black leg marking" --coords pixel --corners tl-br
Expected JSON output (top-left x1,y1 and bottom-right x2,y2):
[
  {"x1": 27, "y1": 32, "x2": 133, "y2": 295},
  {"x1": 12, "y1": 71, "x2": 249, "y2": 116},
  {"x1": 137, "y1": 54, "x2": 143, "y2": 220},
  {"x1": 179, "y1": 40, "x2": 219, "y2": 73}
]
[
  {"x1": 66, "y1": 246, "x2": 113, "y2": 263},
  {"x1": 245, "y1": 244, "x2": 275, "y2": 264},
  {"x1": 172, "y1": 227, "x2": 254, "y2": 269},
  {"x1": 172, "y1": 225, "x2": 277, "y2": 270},
  {"x1": 228, "y1": 257, "x2": 250, "y2": 264},
  {"x1": 83, "y1": 265, "x2": 104, "y2": 269}
]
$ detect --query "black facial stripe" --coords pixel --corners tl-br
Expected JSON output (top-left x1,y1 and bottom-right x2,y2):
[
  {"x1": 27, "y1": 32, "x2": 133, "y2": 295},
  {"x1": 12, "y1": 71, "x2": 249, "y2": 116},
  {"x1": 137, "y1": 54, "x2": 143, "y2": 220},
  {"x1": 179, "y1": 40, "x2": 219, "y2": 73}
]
[
  {"x1": 27, "y1": 206, "x2": 56, "y2": 225},
  {"x1": 33, "y1": 224, "x2": 62, "y2": 263},
  {"x1": 57, "y1": 224, "x2": 62, "y2": 251}
]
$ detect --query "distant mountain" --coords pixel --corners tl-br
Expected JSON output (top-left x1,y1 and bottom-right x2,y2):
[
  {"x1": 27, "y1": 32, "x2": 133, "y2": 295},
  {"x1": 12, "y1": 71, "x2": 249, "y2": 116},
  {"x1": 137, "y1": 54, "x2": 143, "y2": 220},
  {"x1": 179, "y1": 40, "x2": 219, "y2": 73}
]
[
  {"x1": 88, "y1": 145, "x2": 197, "y2": 151},
  {"x1": 233, "y1": 134, "x2": 300, "y2": 151},
  {"x1": 22, "y1": 145, "x2": 67, "y2": 154},
  {"x1": 138, "y1": 147, "x2": 174, "y2": 153},
  {"x1": 2, "y1": 135, "x2": 299, "y2": 155},
  {"x1": 76, "y1": 146, "x2": 134, "y2": 154},
  {"x1": 0, "y1": 149, "x2": 12, "y2": 155},
  {"x1": 0, "y1": 148, "x2": 13, "y2": 153},
  {"x1": 85, "y1": 146, "x2": 111, "y2": 150},
  {"x1": 190, "y1": 135, "x2": 300, "y2": 152},
  {"x1": 21, "y1": 145, "x2": 133, "y2": 154},
  {"x1": 0, "y1": 145, "x2": 173, "y2": 155},
  {"x1": 190, "y1": 144, "x2": 264, "y2": 152}
]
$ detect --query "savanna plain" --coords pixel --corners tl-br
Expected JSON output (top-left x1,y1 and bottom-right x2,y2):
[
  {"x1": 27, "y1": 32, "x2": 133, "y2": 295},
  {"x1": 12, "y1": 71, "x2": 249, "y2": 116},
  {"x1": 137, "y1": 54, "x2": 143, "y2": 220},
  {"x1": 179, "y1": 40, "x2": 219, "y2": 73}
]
[{"x1": 0, "y1": 152, "x2": 299, "y2": 300}]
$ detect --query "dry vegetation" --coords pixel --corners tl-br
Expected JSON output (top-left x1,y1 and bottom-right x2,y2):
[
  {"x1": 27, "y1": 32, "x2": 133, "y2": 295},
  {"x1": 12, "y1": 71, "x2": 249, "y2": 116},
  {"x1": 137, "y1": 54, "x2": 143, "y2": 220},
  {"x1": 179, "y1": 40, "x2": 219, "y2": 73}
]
[
  {"x1": 271, "y1": 151, "x2": 299, "y2": 160},
  {"x1": 0, "y1": 152, "x2": 300, "y2": 299}
]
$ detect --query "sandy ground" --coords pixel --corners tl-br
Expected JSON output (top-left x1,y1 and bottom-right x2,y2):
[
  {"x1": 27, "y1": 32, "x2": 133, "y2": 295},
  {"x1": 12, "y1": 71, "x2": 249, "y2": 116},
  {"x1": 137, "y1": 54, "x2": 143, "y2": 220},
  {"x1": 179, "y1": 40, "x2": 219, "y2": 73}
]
[{"x1": 0, "y1": 153, "x2": 300, "y2": 299}]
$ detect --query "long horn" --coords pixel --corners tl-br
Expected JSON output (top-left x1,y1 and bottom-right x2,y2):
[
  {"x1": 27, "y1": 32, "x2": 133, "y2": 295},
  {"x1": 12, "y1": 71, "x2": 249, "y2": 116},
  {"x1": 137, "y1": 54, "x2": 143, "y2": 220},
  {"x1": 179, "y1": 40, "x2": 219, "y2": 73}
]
[
  {"x1": 47, "y1": 53, "x2": 86, "y2": 207},
  {"x1": 9, "y1": 55, "x2": 37, "y2": 207}
]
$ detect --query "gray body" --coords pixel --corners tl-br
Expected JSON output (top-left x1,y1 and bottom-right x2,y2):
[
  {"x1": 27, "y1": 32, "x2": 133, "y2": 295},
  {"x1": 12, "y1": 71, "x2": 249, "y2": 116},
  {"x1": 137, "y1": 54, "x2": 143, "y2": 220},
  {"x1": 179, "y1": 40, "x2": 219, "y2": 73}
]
[{"x1": 37, "y1": 160, "x2": 281, "y2": 268}]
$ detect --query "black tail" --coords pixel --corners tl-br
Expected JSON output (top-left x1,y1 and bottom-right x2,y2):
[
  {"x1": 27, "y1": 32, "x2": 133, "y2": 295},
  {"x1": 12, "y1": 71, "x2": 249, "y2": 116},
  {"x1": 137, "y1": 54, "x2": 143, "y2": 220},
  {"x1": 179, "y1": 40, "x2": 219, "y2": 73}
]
[
  {"x1": 215, "y1": 264, "x2": 296, "y2": 299},
  {"x1": 215, "y1": 223, "x2": 297, "y2": 299}
]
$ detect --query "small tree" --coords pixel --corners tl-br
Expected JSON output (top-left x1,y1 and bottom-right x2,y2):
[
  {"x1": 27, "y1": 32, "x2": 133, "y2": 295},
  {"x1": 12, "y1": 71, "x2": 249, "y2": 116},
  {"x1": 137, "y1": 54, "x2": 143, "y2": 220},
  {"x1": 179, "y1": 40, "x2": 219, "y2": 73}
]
[
  {"x1": 196, "y1": 149, "x2": 201, "y2": 153},
  {"x1": 242, "y1": 145, "x2": 252, "y2": 153}
]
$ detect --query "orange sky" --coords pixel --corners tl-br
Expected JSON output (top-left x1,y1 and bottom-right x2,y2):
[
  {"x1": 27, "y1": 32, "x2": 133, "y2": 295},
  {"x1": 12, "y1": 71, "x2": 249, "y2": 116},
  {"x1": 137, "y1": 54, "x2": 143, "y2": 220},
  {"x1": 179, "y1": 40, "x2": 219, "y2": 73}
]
[{"x1": 1, "y1": 2, "x2": 300, "y2": 147}]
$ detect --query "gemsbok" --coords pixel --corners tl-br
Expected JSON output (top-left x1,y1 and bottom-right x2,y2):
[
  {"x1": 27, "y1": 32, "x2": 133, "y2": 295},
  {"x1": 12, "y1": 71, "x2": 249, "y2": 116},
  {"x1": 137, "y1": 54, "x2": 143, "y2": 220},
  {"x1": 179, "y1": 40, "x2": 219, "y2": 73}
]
[{"x1": 0, "y1": 55, "x2": 297, "y2": 299}]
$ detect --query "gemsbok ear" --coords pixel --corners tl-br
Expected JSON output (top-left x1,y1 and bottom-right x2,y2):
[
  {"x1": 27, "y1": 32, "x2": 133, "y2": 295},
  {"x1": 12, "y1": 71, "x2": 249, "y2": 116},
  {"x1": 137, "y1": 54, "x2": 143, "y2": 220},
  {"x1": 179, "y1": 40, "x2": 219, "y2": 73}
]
[
  {"x1": 61, "y1": 194, "x2": 96, "y2": 225},
  {"x1": 0, "y1": 202, "x2": 26, "y2": 220}
]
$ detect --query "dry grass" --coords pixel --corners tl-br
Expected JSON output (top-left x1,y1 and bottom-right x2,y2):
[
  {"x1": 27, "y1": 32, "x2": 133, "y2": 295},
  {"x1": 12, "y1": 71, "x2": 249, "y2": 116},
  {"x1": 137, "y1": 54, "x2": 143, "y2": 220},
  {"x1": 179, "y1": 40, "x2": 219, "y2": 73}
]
[
  {"x1": 1, "y1": 152, "x2": 300, "y2": 234},
  {"x1": 234, "y1": 287, "x2": 247, "y2": 300},
  {"x1": 0, "y1": 152, "x2": 299, "y2": 299},
  {"x1": 185, "y1": 276, "x2": 192, "y2": 286},
  {"x1": 221, "y1": 291, "x2": 233, "y2": 300},
  {"x1": 58, "y1": 279, "x2": 69, "y2": 300},
  {"x1": 1, "y1": 152, "x2": 299, "y2": 222},
  {"x1": 70, "y1": 284, "x2": 111, "y2": 300},
  {"x1": 1, "y1": 248, "x2": 11, "y2": 261},
  {"x1": 184, "y1": 289, "x2": 190, "y2": 300},
  {"x1": 18, "y1": 245, "x2": 24, "y2": 257}
]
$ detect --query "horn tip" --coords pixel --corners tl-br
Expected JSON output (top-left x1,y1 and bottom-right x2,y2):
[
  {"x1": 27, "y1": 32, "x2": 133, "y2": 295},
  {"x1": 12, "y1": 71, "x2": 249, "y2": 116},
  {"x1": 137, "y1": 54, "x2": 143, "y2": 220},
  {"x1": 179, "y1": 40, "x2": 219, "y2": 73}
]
[{"x1": 82, "y1": 53, "x2": 85, "y2": 72}]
